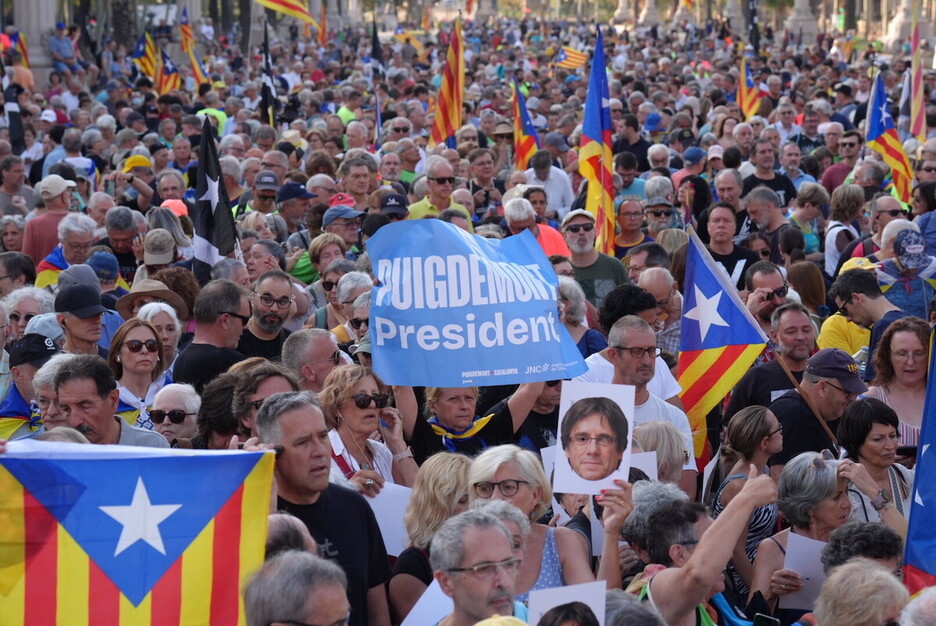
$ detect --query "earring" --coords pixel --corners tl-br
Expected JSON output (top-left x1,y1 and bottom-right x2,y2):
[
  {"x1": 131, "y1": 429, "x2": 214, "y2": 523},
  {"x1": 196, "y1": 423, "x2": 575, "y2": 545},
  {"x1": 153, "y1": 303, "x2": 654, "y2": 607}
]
[{"x1": 116, "y1": 356, "x2": 121, "y2": 363}]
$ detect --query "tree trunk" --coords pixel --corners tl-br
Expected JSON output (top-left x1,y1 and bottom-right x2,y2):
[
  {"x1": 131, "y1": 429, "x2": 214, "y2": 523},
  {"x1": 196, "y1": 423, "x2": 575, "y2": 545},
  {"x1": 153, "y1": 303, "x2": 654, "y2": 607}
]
[
  {"x1": 239, "y1": 0, "x2": 252, "y2": 54},
  {"x1": 112, "y1": 0, "x2": 135, "y2": 48}
]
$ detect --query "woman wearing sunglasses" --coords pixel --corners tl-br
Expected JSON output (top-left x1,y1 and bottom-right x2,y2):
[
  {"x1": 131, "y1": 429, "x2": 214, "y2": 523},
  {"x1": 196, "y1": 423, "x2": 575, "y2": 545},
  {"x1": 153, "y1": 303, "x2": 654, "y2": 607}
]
[
  {"x1": 108, "y1": 318, "x2": 167, "y2": 431},
  {"x1": 151, "y1": 383, "x2": 200, "y2": 446},
  {"x1": 318, "y1": 364, "x2": 418, "y2": 496}
]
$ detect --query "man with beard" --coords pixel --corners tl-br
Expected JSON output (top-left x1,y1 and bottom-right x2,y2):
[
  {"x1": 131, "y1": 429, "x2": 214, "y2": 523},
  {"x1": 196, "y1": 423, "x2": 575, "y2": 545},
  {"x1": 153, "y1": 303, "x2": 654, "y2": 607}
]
[
  {"x1": 561, "y1": 210, "x2": 627, "y2": 308},
  {"x1": 744, "y1": 260, "x2": 790, "y2": 364},
  {"x1": 237, "y1": 270, "x2": 294, "y2": 360},
  {"x1": 725, "y1": 303, "x2": 815, "y2": 422}
]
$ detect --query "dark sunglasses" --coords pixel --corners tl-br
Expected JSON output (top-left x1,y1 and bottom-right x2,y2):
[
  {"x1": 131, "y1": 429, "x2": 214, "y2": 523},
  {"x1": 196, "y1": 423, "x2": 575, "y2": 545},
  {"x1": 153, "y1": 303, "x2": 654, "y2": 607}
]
[
  {"x1": 150, "y1": 409, "x2": 194, "y2": 424},
  {"x1": 920, "y1": 167, "x2": 936, "y2": 173},
  {"x1": 124, "y1": 339, "x2": 161, "y2": 353},
  {"x1": 758, "y1": 249, "x2": 772, "y2": 258},
  {"x1": 322, "y1": 280, "x2": 337, "y2": 291},
  {"x1": 875, "y1": 209, "x2": 904, "y2": 217},
  {"x1": 350, "y1": 317, "x2": 369, "y2": 330},
  {"x1": 223, "y1": 310, "x2": 252, "y2": 324},
  {"x1": 256, "y1": 194, "x2": 277, "y2": 201},
  {"x1": 8, "y1": 312, "x2": 34, "y2": 324},
  {"x1": 766, "y1": 283, "x2": 790, "y2": 300},
  {"x1": 648, "y1": 210, "x2": 673, "y2": 217},
  {"x1": 430, "y1": 176, "x2": 456, "y2": 185},
  {"x1": 392, "y1": 127, "x2": 409, "y2": 133},
  {"x1": 311, "y1": 350, "x2": 342, "y2": 366},
  {"x1": 565, "y1": 223, "x2": 594, "y2": 233},
  {"x1": 350, "y1": 393, "x2": 390, "y2": 409}
]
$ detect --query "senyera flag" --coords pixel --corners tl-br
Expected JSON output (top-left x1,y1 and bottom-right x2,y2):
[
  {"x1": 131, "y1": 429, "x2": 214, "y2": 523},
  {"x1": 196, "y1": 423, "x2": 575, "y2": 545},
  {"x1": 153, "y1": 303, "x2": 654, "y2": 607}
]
[
  {"x1": 904, "y1": 331, "x2": 936, "y2": 594},
  {"x1": 428, "y1": 16, "x2": 463, "y2": 148},
  {"x1": 0, "y1": 440, "x2": 274, "y2": 624},
  {"x1": 677, "y1": 227, "x2": 768, "y2": 469},
  {"x1": 738, "y1": 56, "x2": 761, "y2": 121},
  {"x1": 512, "y1": 79, "x2": 540, "y2": 170}
]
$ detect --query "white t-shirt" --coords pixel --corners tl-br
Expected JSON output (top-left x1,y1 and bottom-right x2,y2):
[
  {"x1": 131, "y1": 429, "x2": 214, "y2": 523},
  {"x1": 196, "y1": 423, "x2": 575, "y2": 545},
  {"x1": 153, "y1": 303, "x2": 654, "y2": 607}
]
[
  {"x1": 573, "y1": 352, "x2": 682, "y2": 400},
  {"x1": 328, "y1": 429, "x2": 394, "y2": 484},
  {"x1": 633, "y1": 392, "x2": 696, "y2": 471}
]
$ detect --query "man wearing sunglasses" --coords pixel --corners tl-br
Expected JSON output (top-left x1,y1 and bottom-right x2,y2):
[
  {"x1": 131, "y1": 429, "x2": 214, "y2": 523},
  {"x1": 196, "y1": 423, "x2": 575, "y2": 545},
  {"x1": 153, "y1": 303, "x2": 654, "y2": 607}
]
[
  {"x1": 820, "y1": 130, "x2": 863, "y2": 195},
  {"x1": 173, "y1": 279, "x2": 250, "y2": 393},
  {"x1": 561, "y1": 209, "x2": 627, "y2": 308},
  {"x1": 238, "y1": 270, "x2": 295, "y2": 360},
  {"x1": 407, "y1": 159, "x2": 472, "y2": 226},
  {"x1": 744, "y1": 260, "x2": 790, "y2": 340}
]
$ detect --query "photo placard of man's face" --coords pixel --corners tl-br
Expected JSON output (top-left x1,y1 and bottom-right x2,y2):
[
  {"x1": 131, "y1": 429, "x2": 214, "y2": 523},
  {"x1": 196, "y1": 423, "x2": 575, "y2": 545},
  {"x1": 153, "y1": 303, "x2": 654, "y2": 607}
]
[{"x1": 554, "y1": 381, "x2": 634, "y2": 495}]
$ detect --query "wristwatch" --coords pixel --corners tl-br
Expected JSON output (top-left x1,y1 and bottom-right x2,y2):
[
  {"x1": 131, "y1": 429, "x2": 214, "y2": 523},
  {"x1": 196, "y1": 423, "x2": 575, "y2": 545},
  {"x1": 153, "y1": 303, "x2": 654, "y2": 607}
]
[
  {"x1": 392, "y1": 447, "x2": 414, "y2": 462},
  {"x1": 871, "y1": 488, "x2": 892, "y2": 511}
]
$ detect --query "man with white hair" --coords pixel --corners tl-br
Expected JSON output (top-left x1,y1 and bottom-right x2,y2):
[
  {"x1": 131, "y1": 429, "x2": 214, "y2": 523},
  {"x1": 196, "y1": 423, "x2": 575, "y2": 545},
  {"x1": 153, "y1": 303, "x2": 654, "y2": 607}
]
[
  {"x1": 407, "y1": 158, "x2": 472, "y2": 223},
  {"x1": 504, "y1": 198, "x2": 570, "y2": 256},
  {"x1": 36, "y1": 213, "x2": 98, "y2": 289}
]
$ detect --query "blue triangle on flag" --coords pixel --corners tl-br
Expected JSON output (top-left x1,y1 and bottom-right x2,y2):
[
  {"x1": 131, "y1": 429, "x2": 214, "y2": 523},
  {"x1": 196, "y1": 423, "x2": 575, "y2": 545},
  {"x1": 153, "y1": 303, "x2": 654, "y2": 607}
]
[
  {"x1": 1, "y1": 453, "x2": 263, "y2": 605},
  {"x1": 680, "y1": 234, "x2": 765, "y2": 351}
]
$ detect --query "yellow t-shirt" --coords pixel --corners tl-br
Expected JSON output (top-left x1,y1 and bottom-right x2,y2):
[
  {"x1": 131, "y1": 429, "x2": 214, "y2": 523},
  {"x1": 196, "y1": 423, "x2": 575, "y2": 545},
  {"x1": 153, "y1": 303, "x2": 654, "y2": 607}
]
[{"x1": 817, "y1": 313, "x2": 870, "y2": 355}]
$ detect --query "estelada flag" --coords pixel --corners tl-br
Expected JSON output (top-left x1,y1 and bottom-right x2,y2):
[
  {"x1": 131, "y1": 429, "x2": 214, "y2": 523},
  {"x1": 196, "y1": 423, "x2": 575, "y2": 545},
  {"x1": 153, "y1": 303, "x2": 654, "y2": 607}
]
[
  {"x1": 556, "y1": 46, "x2": 588, "y2": 69},
  {"x1": 0, "y1": 441, "x2": 274, "y2": 623},
  {"x1": 738, "y1": 56, "x2": 761, "y2": 120},
  {"x1": 677, "y1": 227, "x2": 768, "y2": 468},
  {"x1": 867, "y1": 72, "x2": 914, "y2": 204},
  {"x1": 904, "y1": 332, "x2": 936, "y2": 594},
  {"x1": 579, "y1": 26, "x2": 614, "y2": 256},
  {"x1": 512, "y1": 79, "x2": 540, "y2": 170}
]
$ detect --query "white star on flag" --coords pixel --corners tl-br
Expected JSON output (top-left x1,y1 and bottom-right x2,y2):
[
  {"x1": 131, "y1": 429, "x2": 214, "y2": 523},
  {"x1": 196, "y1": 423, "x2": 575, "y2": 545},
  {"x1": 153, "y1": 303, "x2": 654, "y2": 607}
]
[
  {"x1": 199, "y1": 174, "x2": 220, "y2": 213},
  {"x1": 915, "y1": 443, "x2": 930, "y2": 507},
  {"x1": 880, "y1": 101, "x2": 892, "y2": 125},
  {"x1": 100, "y1": 477, "x2": 181, "y2": 557},
  {"x1": 683, "y1": 284, "x2": 729, "y2": 342}
]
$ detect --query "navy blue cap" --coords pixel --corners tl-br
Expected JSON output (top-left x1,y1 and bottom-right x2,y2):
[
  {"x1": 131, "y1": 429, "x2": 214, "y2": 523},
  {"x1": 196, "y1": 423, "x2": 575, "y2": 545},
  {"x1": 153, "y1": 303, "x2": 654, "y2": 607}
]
[{"x1": 276, "y1": 181, "x2": 316, "y2": 202}]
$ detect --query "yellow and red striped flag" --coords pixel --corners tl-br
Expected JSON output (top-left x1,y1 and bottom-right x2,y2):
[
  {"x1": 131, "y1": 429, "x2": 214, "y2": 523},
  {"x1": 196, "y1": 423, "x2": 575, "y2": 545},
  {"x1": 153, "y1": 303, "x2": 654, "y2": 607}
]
[
  {"x1": 867, "y1": 72, "x2": 914, "y2": 203},
  {"x1": 428, "y1": 16, "x2": 463, "y2": 148},
  {"x1": 255, "y1": 0, "x2": 319, "y2": 26},
  {"x1": 910, "y1": 0, "x2": 926, "y2": 143},
  {"x1": 130, "y1": 32, "x2": 160, "y2": 82},
  {"x1": 422, "y1": 6, "x2": 431, "y2": 31},
  {"x1": 0, "y1": 442, "x2": 274, "y2": 624},
  {"x1": 157, "y1": 47, "x2": 182, "y2": 95},
  {"x1": 10, "y1": 32, "x2": 28, "y2": 68},
  {"x1": 555, "y1": 46, "x2": 588, "y2": 69},
  {"x1": 578, "y1": 26, "x2": 614, "y2": 255},
  {"x1": 318, "y1": 3, "x2": 328, "y2": 46},
  {"x1": 179, "y1": 7, "x2": 195, "y2": 53},
  {"x1": 512, "y1": 79, "x2": 540, "y2": 169},
  {"x1": 738, "y1": 56, "x2": 761, "y2": 120},
  {"x1": 678, "y1": 228, "x2": 768, "y2": 468}
]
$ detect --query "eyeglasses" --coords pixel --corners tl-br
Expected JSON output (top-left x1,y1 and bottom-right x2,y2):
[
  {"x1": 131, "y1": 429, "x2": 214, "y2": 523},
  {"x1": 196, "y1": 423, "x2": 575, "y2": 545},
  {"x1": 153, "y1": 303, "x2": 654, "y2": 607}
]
[
  {"x1": 349, "y1": 317, "x2": 369, "y2": 330},
  {"x1": 150, "y1": 409, "x2": 195, "y2": 424},
  {"x1": 223, "y1": 310, "x2": 251, "y2": 324},
  {"x1": 546, "y1": 380, "x2": 562, "y2": 387},
  {"x1": 570, "y1": 433, "x2": 618, "y2": 447},
  {"x1": 920, "y1": 167, "x2": 936, "y2": 173},
  {"x1": 64, "y1": 240, "x2": 93, "y2": 252},
  {"x1": 429, "y1": 176, "x2": 456, "y2": 185},
  {"x1": 322, "y1": 280, "x2": 338, "y2": 291},
  {"x1": 9, "y1": 312, "x2": 35, "y2": 324},
  {"x1": 765, "y1": 283, "x2": 789, "y2": 300},
  {"x1": 257, "y1": 293, "x2": 294, "y2": 309},
  {"x1": 612, "y1": 345, "x2": 662, "y2": 359},
  {"x1": 473, "y1": 479, "x2": 530, "y2": 498},
  {"x1": 392, "y1": 127, "x2": 409, "y2": 133},
  {"x1": 768, "y1": 423, "x2": 783, "y2": 437},
  {"x1": 446, "y1": 557, "x2": 522, "y2": 580},
  {"x1": 276, "y1": 616, "x2": 351, "y2": 626},
  {"x1": 349, "y1": 393, "x2": 390, "y2": 409},
  {"x1": 874, "y1": 209, "x2": 904, "y2": 218},
  {"x1": 648, "y1": 210, "x2": 673, "y2": 218},
  {"x1": 893, "y1": 350, "x2": 926, "y2": 362},
  {"x1": 311, "y1": 350, "x2": 342, "y2": 366},
  {"x1": 840, "y1": 142, "x2": 858, "y2": 148},
  {"x1": 124, "y1": 339, "x2": 161, "y2": 353},
  {"x1": 565, "y1": 223, "x2": 594, "y2": 233},
  {"x1": 260, "y1": 161, "x2": 283, "y2": 169},
  {"x1": 839, "y1": 294, "x2": 854, "y2": 317},
  {"x1": 825, "y1": 381, "x2": 856, "y2": 400}
]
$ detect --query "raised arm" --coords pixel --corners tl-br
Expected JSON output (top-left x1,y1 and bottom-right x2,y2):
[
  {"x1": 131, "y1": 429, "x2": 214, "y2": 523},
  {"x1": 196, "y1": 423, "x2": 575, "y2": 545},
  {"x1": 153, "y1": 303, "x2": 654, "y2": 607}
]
[
  {"x1": 506, "y1": 382, "x2": 544, "y2": 434},
  {"x1": 392, "y1": 385, "x2": 419, "y2": 442}
]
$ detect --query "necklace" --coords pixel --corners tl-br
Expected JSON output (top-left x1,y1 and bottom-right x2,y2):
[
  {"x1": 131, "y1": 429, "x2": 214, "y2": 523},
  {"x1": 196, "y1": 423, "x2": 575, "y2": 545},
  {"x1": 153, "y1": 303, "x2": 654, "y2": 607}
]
[{"x1": 344, "y1": 428, "x2": 373, "y2": 472}]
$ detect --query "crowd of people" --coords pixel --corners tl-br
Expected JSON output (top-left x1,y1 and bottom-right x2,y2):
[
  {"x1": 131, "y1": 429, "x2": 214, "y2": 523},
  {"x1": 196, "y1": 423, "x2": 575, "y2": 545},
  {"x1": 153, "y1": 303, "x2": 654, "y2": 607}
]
[{"x1": 1, "y1": 9, "x2": 936, "y2": 626}]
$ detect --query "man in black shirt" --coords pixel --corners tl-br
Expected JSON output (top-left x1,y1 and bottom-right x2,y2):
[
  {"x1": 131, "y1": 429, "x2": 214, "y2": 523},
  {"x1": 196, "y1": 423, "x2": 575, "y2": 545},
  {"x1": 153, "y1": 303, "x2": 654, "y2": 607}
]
[
  {"x1": 706, "y1": 203, "x2": 759, "y2": 291},
  {"x1": 95, "y1": 206, "x2": 140, "y2": 284},
  {"x1": 257, "y1": 391, "x2": 391, "y2": 626},
  {"x1": 612, "y1": 114, "x2": 652, "y2": 172},
  {"x1": 237, "y1": 269, "x2": 293, "y2": 360},
  {"x1": 725, "y1": 302, "x2": 814, "y2": 422},
  {"x1": 173, "y1": 279, "x2": 249, "y2": 392},
  {"x1": 767, "y1": 348, "x2": 866, "y2": 480},
  {"x1": 741, "y1": 138, "x2": 797, "y2": 209}
]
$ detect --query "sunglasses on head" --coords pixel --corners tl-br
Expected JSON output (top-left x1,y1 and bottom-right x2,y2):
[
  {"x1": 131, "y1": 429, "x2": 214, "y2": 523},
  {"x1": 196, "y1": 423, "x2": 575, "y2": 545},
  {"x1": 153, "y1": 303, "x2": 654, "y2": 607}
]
[
  {"x1": 124, "y1": 339, "x2": 161, "y2": 353},
  {"x1": 566, "y1": 223, "x2": 594, "y2": 233},
  {"x1": 350, "y1": 317, "x2": 369, "y2": 330},
  {"x1": 322, "y1": 280, "x2": 337, "y2": 291},
  {"x1": 150, "y1": 409, "x2": 194, "y2": 424},
  {"x1": 350, "y1": 393, "x2": 390, "y2": 409}
]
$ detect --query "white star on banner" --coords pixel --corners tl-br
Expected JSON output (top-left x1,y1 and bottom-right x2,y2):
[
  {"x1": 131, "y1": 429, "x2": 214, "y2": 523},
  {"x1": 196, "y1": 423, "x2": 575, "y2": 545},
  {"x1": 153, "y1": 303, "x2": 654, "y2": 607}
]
[
  {"x1": 100, "y1": 477, "x2": 181, "y2": 557},
  {"x1": 683, "y1": 284, "x2": 729, "y2": 342},
  {"x1": 199, "y1": 174, "x2": 219, "y2": 213}
]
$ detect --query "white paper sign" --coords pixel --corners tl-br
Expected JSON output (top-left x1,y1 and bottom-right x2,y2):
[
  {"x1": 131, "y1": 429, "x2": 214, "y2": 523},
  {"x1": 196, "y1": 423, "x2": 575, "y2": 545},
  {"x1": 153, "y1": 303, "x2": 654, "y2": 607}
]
[
  {"x1": 553, "y1": 381, "x2": 635, "y2": 495},
  {"x1": 401, "y1": 579, "x2": 452, "y2": 626},
  {"x1": 528, "y1": 580, "x2": 607, "y2": 626},
  {"x1": 365, "y1": 482, "x2": 412, "y2": 557},
  {"x1": 630, "y1": 451, "x2": 658, "y2": 482},
  {"x1": 779, "y1": 532, "x2": 827, "y2": 611}
]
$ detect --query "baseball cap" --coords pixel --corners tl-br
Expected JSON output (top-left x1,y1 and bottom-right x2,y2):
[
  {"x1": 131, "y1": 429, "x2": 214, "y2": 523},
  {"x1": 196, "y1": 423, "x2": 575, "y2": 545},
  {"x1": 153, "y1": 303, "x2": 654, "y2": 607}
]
[
  {"x1": 805, "y1": 348, "x2": 868, "y2": 395},
  {"x1": 683, "y1": 147, "x2": 706, "y2": 165},
  {"x1": 328, "y1": 192, "x2": 357, "y2": 208},
  {"x1": 38, "y1": 174, "x2": 76, "y2": 200},
  {"x1": 40, "y1": 110, "x2": 58, "y2": 123},
  {"x1": 144, "y1": 228, "x2": 175, "y2": 265},
  {"x1": 87, "y1": 251, "x2": 120, "y2": 283},
  {"x1": 254, "y1": 170, "x2": 280, "y2": 192},
  {"x1": 122, "y1": 154, "x2": 152, "y2": 173},
  {"x1": 276, "y1": 181, "x2": 316, "y2": 203},
  {"x1": 707, "y1": 145, "x2": 725, "y2": 160},
  {"x1": 379, "y1": 193, "x2": 409, "y2": 216},
  {"x1": 160, "y1": 198, "x2": 188, "y2": 217},
  {"x1": 55, "y1": 22, "x2": 66, "y2": 30},
  {"x1": 646, "y1": 196, "x2": 674, "y2": 208},
  {"x1": 560, "y1": 209, "x2": 596, "y2": 229},
  {"x1": 351, "y1": 332, "x2": 372, "y2": 356},
  {"x1": 24, "y1": 313, "x2": 65, "y2": 344},
  {"x1": 54, "y1": 284, "x2": 106, "y2": 318},
  {"x1": 527, "y1": 96, "x2": 541, "y2": 109},
  {"x1": 670, "y1": 129, "x2": 696, "y2": 146},
  {"x1": 894, "y1": 229, "x2": 930, "y2": 270},
  {"x1": 839, "y1": 257, "x2": 878, "y2": 273},
  {"x1": 543, "y1": 132, "x2": 571, "y2": 152},
  {"x1": 833, "y1": 83, "x2": 853, "y2": 97},
  {"x1": 9, "y1": 333, "x2": 60, "y2": 368},
  {"x1": 322, "y1": 205, "x2": 365, "y2": 228},
  {"x1": 645, "y1": 113, "x2": 663, "y2": 132},
  {"x1": 59, "y1": 263, "x2": 102, "y2": 293}
]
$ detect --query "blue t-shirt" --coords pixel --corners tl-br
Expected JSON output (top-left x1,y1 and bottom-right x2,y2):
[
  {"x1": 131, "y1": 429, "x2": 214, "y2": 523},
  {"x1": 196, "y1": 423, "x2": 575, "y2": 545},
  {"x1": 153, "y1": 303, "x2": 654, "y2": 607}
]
[{"x1": 866, "y1": 309, "x2": 911, "y2": 381}]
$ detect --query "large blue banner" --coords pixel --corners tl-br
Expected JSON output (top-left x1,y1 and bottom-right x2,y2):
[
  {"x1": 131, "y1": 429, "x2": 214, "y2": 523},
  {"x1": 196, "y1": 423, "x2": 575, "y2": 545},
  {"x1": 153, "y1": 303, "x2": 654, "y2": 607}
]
[{"x1": 368, "y1": 220, "x2": 587, "y2": 386}]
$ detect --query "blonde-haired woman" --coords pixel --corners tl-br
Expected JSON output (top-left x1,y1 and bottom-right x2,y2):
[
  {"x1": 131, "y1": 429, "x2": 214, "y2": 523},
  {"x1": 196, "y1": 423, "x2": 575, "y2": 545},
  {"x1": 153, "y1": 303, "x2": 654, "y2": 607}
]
[
  {"x1": 633, "y1": 421, "x2": 687, "y2": 484},
  {"x1": 824, "y1": 184, "x2": 864, "y2": 275},
  {"x1": 389, "y1": 453, "x2": 472, "y2": 622}
]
